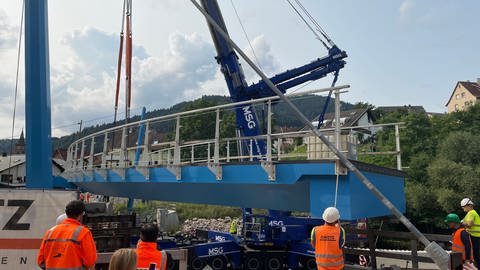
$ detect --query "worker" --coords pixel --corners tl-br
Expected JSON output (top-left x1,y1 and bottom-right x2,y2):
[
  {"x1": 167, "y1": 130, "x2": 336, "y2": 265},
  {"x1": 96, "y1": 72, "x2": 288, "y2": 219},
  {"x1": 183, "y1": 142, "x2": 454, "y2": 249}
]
[
  {"x1": 461, "y1": 198, "x2": 480, "y2": 264},
  {"x1": 445, "y1": 213, "x2": 474, "y2": 267},
  {"x1": 55, "y1": 213, "x2": 67, "y2": 225},
  {"x1": 136, "y1": 223, "x2": 168, "y2": 270},
  {"x1": 37, "y1": 200, "x2": 97, "y2": 270},
  {"x1": 230, "y1": 219, "x2": 237, "y2": 235},
  {"x1": 311, "y1": 207, "x2": 345, "y2": 270}
]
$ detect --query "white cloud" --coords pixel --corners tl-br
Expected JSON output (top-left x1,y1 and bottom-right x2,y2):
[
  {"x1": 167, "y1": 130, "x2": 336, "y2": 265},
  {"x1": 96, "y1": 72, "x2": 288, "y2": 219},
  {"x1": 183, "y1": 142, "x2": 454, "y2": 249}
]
[
  {"x1": 0, "y1": 9, "x2": 17, "y2": 50},
  {"x1": 241, "y1": 34, "x2": 280, "y2": 83},
  {"x1": 50, "y1": 28, "x2": 218, "y2": 136},
  {"x1": 399, "y1": 0, "x2": 414, "y2": 18}
]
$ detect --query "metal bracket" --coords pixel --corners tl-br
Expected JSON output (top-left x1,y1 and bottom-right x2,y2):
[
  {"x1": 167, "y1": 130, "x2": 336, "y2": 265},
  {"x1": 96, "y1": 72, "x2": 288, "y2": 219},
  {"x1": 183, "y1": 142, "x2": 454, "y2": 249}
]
[
  {"x1": 95, "y1": 168, "x2": 108, "y2": 180},
  {"x1": 135, "y1": 166, "x2": 150, "y2": 180},
  {"x1": 111, "y1": 168, "x2": 126, "y2": 180},
  {"x1": 167, "y1": 165, "x2": 181, "y2": 180},
  {"x1": 207, "y1": 163, "x2": 222, "y2": 181},
  {"x1": 335, "y1": 160, "x2": 348, "y2": 175},
  {"x1": 261, "y1": 161, "x2": 276, "y2": 181}
]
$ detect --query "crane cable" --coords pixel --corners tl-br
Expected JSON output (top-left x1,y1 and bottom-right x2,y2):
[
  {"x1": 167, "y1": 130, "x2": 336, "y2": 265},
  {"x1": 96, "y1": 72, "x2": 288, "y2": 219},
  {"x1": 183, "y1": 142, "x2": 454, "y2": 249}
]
[
  {"x1": 113, "y1": 0, "x2": 127, "y2": 125},
  {"x1": 286, "y1": 0, "x2": 329, "y2": 50},
  {"x1": 125, "y1": 0, "x2": 133, "y2": 122},
  {"x1": 8, "y1": 0, "x2": 25, "y2": 179},
  {"x1": 229, "y1": 0, "x2": 263, "y2": 72},
  {"x1": 293, "y1": 0, "x2": 334, "y2": 47}
]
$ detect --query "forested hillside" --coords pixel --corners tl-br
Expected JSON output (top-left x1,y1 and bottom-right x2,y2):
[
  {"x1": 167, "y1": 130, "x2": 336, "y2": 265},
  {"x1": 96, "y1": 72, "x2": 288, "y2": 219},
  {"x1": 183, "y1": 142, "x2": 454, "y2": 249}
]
[{"x1": 361, "y1": 104, "x2": 480, "y2": 230}]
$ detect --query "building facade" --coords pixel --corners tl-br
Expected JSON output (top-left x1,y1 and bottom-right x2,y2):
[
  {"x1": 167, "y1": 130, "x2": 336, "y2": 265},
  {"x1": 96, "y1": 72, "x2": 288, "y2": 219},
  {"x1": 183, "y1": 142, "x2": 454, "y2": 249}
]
[{"x1": 446, "y1": 80, "x2": 480, "y2": 113}]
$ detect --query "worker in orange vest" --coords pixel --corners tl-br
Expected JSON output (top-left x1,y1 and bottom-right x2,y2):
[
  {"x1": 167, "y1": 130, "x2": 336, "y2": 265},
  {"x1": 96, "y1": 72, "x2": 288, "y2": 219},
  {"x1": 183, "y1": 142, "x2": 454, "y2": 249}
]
[
  {"x1": 311, "y1": 207, "x2": 345, "y2": 270},
  {"x1": 445, "y1": 213, "x2": 475, "y2": 268},
  {"x1": 136, "y1": 223, "x2": 168, "y2": 270},
  {"x1": 37, "y1": 200, "x2": 97, "y2": 270}
]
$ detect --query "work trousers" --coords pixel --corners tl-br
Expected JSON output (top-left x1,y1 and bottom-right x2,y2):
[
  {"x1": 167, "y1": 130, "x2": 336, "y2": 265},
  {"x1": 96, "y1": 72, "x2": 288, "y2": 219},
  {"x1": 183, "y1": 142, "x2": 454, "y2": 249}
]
[{"x1": 471, "y1": 235, "x2": 480, "y2": 266}]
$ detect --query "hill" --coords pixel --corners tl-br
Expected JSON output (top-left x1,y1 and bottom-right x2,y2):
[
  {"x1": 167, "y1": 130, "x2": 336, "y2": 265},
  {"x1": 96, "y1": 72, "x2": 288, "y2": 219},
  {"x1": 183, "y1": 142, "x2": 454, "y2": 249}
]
[{"x1": 0, "y1": 94, "x2": 353, "y2": 153}]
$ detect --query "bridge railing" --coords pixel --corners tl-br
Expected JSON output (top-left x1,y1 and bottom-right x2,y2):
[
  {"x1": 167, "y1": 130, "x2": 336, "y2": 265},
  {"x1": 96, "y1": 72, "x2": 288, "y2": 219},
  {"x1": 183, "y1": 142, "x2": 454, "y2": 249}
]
[
  {"x1": 65, "y1": 86, "x2": 348, "y2": 171},
  {"x1": 63, "y1": 85, "x2": 402, "y2": 180}
]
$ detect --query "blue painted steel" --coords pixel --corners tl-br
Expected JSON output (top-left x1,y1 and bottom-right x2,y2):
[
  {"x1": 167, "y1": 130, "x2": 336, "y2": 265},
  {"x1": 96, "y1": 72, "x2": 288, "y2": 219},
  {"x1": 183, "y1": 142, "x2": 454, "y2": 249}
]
[
  {"x1": 246, "y1": 46, "x2": 346, "y2": 98},
  {"x1": 25, "y1": 0, "x2": 53, "y2": 189},
  {"x1": 134, "y1": 107, "x2": 146, "y2": 166},
  {"x1": 68, "y1": 161, "x2": 405, "y2": 220}
]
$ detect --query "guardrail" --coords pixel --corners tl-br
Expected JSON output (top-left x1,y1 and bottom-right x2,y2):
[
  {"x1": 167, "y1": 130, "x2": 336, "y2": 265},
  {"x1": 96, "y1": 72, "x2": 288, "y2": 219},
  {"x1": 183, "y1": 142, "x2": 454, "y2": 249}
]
[
  {"x1": 64, "y1": 86, "x2": 351, "y2": 179},
  {"x1": 63, "y1": 84, "x2": 404, "y2": 180},
  {"x1": 344, "y1": 228, "x2": 461, "y2": 270}
]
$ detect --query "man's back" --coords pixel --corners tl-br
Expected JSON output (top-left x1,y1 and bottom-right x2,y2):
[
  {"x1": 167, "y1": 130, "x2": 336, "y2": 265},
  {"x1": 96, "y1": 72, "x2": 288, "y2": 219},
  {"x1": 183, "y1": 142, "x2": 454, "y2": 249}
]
[
  {"x1": 37, "y1": 218, "x2": 97, "y2": 269},
  {"x1": 136, "y1": 240, "x2": 167, "y2": 270}
]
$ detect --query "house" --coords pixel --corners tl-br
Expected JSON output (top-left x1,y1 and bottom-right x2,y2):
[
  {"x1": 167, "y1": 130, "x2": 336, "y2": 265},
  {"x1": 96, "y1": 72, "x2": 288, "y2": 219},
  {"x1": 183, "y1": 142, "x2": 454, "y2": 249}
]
[
  {"x1": 0, "y1": 154, "x2": 64, "y2": 187},
  {"x1": 376, "y1": 105, "x2": 426, "y2": 115},
  {"x1": 311, "y1": 107, "x2": 375, "y2": 133},
  {"x1": 304, "y1": 108, "x2": 375, "y2": 160},
  {"x1": 446, "y1": 79, "x2": 480, "y2": 113}
]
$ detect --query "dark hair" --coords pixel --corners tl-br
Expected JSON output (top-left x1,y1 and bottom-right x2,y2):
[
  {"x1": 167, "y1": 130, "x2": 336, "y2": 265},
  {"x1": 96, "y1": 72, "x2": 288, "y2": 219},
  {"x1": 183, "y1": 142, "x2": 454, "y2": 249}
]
[
  {"x1": 140, "y1": 223, "x2": 159, "y2": 242},
  {"x1": 65, "y1": 200, "x2": 86, "y2": 218}
]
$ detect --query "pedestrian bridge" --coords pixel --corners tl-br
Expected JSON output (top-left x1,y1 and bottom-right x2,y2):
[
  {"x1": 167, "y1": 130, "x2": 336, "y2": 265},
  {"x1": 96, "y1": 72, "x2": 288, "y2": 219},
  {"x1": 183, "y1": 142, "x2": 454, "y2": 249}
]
[{"x1": 61, "y1": 86, "x2": 405, "y2": 219}]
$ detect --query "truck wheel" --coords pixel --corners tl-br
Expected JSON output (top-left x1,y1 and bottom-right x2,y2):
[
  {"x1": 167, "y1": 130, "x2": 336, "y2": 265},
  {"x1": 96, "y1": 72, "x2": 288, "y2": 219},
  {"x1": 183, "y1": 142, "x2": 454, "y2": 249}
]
[
  {"x1": 244, "y1": 255, "x2": 262, "y2": 270},
  {"x1": 190, "y1": 257, "x2": 206, "y2": 270},
  {"x1": 210, "y1": 256, "x2": 228, "y2": 270},
  {"x1": 303, "y1": 257, "x2": 316, "y2": 270},
  {"x1": 265, "y1": 256, "x2": 283, "y2": 270}
]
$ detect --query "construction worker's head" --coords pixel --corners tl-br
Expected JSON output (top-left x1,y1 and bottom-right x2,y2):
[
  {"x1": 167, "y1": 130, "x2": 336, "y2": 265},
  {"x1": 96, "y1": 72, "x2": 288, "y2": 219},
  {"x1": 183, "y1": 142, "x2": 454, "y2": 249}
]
[
  {"x1": 65, "y1": 200, "x2": 86, "y2": 220},
  {"x1": 461, "y1": 198, "x2": 474, "y2": 212},
  {"x1": 140, "y1": 223, "x2": 159, "y2": 242},
  {"x1": 322, "y1": 207, "x2": 340, "y2": 225},
  {"x1": 445, "y1": 213, "x2": 461, "y2": 229}
]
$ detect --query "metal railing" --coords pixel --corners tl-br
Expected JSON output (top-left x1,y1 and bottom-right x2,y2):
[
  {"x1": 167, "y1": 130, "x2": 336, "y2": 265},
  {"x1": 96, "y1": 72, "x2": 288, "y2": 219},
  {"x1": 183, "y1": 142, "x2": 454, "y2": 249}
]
[{"x1": 63, "y1": 84, "x2": 404, "y2": 180}]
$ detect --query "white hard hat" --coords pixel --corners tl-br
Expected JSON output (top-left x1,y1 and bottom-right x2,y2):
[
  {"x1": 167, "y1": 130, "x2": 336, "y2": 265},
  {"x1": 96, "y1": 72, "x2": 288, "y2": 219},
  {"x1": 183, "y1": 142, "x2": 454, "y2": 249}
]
[
  {"x1": 461, "y1": 198, "x2": 474, "y2": 207},
  {"x1": 56, "y1": 213, "x2": 67, "y2": 225},
  {"x1": 322, "y1": 207, "x2": 340, "y2": 223}
]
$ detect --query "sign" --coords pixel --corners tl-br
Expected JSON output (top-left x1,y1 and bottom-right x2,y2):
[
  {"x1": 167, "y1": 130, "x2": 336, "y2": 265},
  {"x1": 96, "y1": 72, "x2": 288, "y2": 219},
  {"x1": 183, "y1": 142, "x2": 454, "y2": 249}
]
[{"x1": 0, "y1": 190, "x2": 77, "y2": 270}]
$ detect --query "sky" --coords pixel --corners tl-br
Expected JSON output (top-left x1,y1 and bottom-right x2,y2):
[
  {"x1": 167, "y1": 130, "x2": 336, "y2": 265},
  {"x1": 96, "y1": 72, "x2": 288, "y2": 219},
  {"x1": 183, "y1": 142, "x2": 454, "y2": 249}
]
[{"x1": 0, "y1": 0, "x2": 478, "y2": 138}]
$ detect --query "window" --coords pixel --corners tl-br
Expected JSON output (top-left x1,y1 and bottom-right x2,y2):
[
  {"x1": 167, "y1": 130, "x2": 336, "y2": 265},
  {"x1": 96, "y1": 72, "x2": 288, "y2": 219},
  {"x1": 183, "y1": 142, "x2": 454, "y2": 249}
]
[
  {"x1": 465, "y1": 101, "x2": 470, "y2": 107},
  {"x1": 461, "y1": 92, "x2": 465, "y2": 98},
  {"x1": 456, "y1": 94, "x2": 460, "y2": 99},
  {"x1": 455, "y1": 104, "x2": 459, "y2": 110},
  {"x1": 1, "y1": 174, "x2": 13, "y2": 183}
]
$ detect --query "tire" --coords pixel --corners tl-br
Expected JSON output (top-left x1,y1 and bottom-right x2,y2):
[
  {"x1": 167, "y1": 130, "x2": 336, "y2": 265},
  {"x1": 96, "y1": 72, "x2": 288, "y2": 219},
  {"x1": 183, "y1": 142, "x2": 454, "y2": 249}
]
[
  {"x1": 190, "y1": 257, "x2": 206, "y2": 270},
  {"x1": 303, "y1": 257, "x2": 316, "y2": 270},
  {"x1": 209, "y1": 256, "x2": 228, "y2": 270},
  {"x1": 244, "y1": 255, "x2": 262, "y2": 270},
  {"x1": 166, "y1": 259, "x2": 179, "y2": 270},
  {"x1": 265, "y1": 255, "x2": 283, "y2": 270}
]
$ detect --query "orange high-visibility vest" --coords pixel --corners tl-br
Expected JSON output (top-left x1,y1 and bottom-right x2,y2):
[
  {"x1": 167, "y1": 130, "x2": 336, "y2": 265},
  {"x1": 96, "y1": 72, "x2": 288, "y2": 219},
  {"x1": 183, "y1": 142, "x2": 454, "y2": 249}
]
[
  {"x1": 136, "y1": 240, "x2": 168, "y2": 270},
  {"x1": 37, "y1": 218, "x2": 97, "y2": 270},
  {"x1": 452, "y1": 227, "x2": 473, "y2": 261},
  {"x1": 314, "y1": 225, "x2": 344, "y2": 270}
]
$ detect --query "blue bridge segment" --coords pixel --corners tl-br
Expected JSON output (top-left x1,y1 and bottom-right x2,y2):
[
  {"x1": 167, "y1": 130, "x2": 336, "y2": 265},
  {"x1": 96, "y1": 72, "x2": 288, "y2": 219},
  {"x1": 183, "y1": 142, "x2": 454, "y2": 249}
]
[{"x1": 67, "y1": 160, "x2": 405, "y2": 220}]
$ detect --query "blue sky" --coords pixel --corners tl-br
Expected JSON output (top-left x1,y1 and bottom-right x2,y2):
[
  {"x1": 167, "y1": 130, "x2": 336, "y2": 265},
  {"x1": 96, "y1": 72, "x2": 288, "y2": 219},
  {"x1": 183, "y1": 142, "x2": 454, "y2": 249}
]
[{"x1": 0, "y1": 0, "x2": 478, "y2": 137}]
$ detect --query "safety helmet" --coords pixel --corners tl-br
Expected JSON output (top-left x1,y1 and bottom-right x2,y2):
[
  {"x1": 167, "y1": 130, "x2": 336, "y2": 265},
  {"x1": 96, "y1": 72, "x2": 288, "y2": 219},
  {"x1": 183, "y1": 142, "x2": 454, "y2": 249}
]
[
  {"x1": 461, "y1": 198, "x2": 474, "y2": 207},
  {"x1": 445, "y1": 213, "x2": 461, "y2": 224},
  {"x1": 322, "y1": 207, "x2": 340, "y2": 223}
]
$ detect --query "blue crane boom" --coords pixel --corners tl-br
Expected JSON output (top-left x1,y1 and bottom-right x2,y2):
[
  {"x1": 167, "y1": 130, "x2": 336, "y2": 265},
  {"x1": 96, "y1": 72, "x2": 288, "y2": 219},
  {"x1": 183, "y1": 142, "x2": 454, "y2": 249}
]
[{"x1": 199, "y1": 0, "x2": 347, "y2": 156}]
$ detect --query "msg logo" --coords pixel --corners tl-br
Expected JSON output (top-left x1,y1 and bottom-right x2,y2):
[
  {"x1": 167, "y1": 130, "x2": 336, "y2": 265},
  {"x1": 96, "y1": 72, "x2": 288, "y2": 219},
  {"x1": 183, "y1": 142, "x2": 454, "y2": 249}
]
[
  {"x1": 208, "y1": 247, "x2": 224, "y2": 256},
  {"x1": 0, "y1": 199, "x2": 34, "y2": 230},
  {"x1": 215, "y1": 235, "x2": 226, "y2": 242}
]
